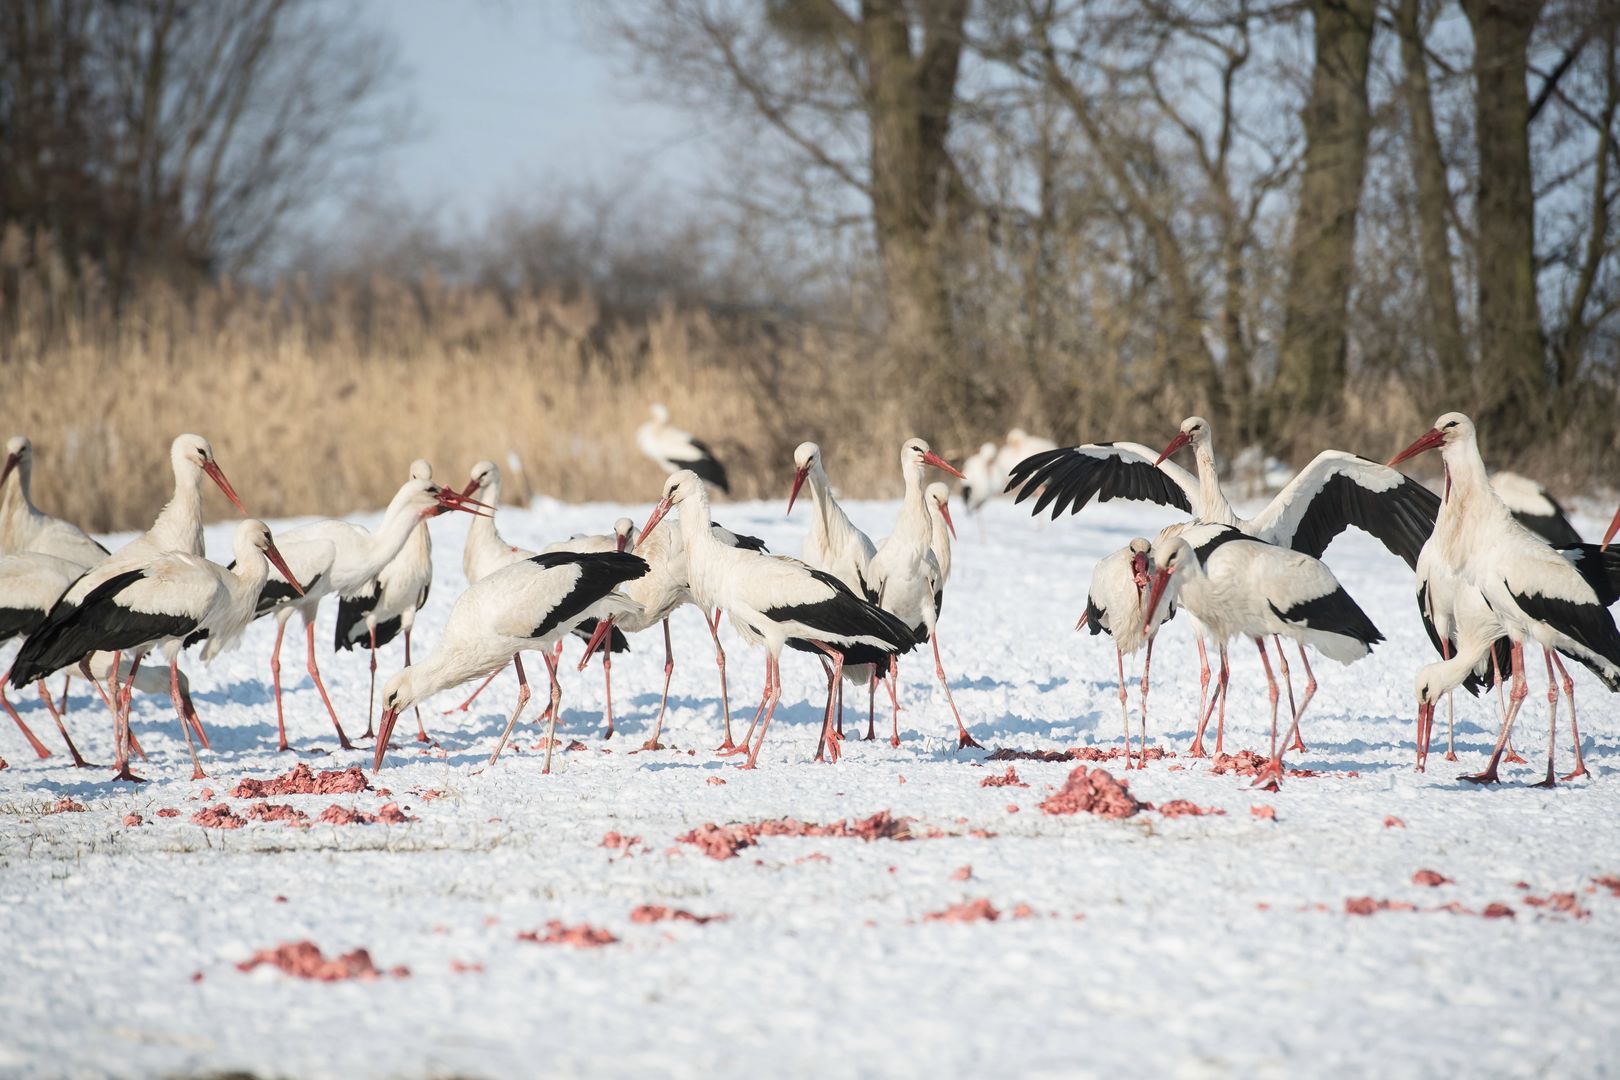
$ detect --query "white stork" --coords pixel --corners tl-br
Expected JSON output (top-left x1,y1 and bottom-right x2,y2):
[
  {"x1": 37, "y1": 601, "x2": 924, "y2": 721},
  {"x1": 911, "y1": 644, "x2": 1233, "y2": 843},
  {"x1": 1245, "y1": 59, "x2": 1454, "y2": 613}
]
[
  {"x1": 1389, "y1": 413, "x2": 1620, "y2": 785},
  {"x1": 959, "y1": 441, "x2": 1003, "y2": 514},
  {"x1": 10, "y1": 520, "x2": 300, "y2": 780},
  {"x1": 993, "y1": 428, "x2": 1058, "y2": 486},
  {"x1": 1144, "y1": 527, "x2": 1383, "y2": 788},
  {"x1": 865, "y1": 439, "x2": 976, "y2": 749},
  {"x1": 637, "y1": 470, "x2": 917, "y2": 768},
  {"x1": 1413, "y1": 584, "x2": 1511, "y2": 772},
  {"x1": 1, "y1": 436, "x2": 110, "y2": 567},
  {"x1": 373, "y1": 550, "x2": 650, "y2": 775},
  {"x1": 1, "y1": 552, "x2": 93, "y2": 762},
  {"x1": 1077, "y1": 538, "x2": 1175, "y2": 768},
  {"x1": 248, "y1": 478, "x2": 479, "y2": 752},
  {"x1": 1490, "y1": 471, "x2": 1582, "y2": 547},
  {"x1": 333, "y1": 459, "x2": 437, "y2": 741},
  {"x1": 636, "y1": 404, "x2": 730, "y2": 494}
]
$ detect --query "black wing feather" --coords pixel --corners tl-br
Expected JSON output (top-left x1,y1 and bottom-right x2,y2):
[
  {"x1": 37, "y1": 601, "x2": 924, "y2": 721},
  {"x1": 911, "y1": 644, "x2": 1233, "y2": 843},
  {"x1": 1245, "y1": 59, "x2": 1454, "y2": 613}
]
[
  {"x1": 1005, "y1": 445, "x2": 1192, "y2": 521},
  {"x1": 1269, "y1": 588, "x2": 1384, "y2": 648},
  {"x1": 333, "y1": 579, "x2": 380, "y2": 651},
  {"x1": 524, "y1": 552, "x2": 649, "y2": 640},
  {"x1": 1511, "y1": 584, "x2": 1620, "y2": 691},
  {"x1": 10, "y1": 570, "x2": 196, "y2": 687},
  {"x1": 1283, "y1": 461, "x2": 1439, "y2": 569}
]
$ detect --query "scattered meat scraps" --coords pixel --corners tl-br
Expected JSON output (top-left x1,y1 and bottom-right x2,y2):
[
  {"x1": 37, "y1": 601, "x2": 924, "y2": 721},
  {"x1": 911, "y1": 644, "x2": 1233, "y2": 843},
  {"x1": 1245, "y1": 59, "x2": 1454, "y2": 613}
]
[
  {"x1": 232, "y1": 762, "x2": 368, "y2": 799},
  {"x1": 629, "y1": 905, "x2": 728, "y2": 925},
  {"x1": 450, "y1": 960, "x2": 484, "y2": 973},
  {"x1": 1011, "y1": 903, "x2": 1036, "y2": 919},
  {"x1": 192, "y1": 804, "x2": 246, "y2": 830},
  {"x1": 1251, "y1": 805, "x2": 1277, "y2": 820},
  {"x1": 565, "y1": 740, "x2": 589, "y2": 752},
  {"x1": 1482, "y1": 903, "x2": 1515, "y2": 919},
  {"x1": 244, "y1": 802, "x2": 309, "y2": 825},
  {"x1": 1523, "y1": 892, "x2": 1589, "y2": 919},
  {"x1": 980, "y1": 766, "x2": 1028, "y2": 788},
  {"x1": 676, "y1": 811, "x2": 920, "y2": 860},
  {"x1": 1594, "y1": 876, "x2": 1620, "y2": 898},
  {"x1": 316, "y1": 803, "x2": 415, "y2": 826},
  {"x1": 706, "y1": 777, "x2": 726, "y2": 786},
  {"x1": 122, "y1": 812, "x2": 143, "y2": 827},
  {"x1": 1037, "y1": 767, "x2": 1144, "y2": 819},
  {"x1": 1412, "y1": 869, "x2": 1452, "y2": 887},
  {"x1": 1345, "y1": 897, "x2": 1418, "y2": 916},
  {"x1": 198, "y1": 787, "x2": 214, "y2": 801},
  {"x1": 601, "y1": 831, "x2": 642, "y2": 853},
  {"x1": 156, "y1": 808, "x2": 180, "y2": 818},
  {"x1": 987, "y1": 746, "x2": 1169, "y2": 763},
  {"x1": 50, "y1": 796, "x2": 86, "y2": 814},
  {"x1": 414, "y1": 789, "x2": 446, "y2": 801},
  {"x1": 950, "y1": 865, "x2": 972, "y2": 881},
  {"x1": 924, "y1": 899, "x2": 1000, "y2": 923},
  {"x1": 237, "y1": 941, "x2": 407, "y2": 981},
  {"x1": 1384, "y1": 816, "x2": 1406, "y2": 828},
  {"x1": 516, "y1": 921, "x2": 618, "y2": 948},
  {"x1": 1156, "y1": 800, "x2": 1226, "y2": 818}
]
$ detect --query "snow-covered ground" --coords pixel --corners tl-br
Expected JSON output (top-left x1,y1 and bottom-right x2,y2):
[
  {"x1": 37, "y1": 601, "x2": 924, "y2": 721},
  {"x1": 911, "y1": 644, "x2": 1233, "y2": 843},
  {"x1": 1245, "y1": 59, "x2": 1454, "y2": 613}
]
[{"x1": 3, "y1": 492, "x2": 1619, "y2": 1079}]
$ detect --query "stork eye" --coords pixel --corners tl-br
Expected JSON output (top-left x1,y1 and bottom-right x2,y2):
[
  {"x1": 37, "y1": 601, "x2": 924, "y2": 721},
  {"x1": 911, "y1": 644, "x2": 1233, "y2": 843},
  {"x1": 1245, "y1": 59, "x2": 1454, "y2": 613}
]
[{"x1": 1443, "y1": 421, "x2": 1457, "y2": 429}]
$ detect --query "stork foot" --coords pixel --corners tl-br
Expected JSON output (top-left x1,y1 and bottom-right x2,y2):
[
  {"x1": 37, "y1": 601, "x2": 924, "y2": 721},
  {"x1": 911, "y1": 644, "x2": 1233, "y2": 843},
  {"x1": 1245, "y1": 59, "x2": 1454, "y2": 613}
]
[
  {"x1": 1443, "y1": 751, "x2": 1458, "y2": 762},
  {"x1": 716, "y1": 743, "x2": 750, "y2": 758},
  {"x1": 956, "y1": 731, "x2": 982, "y2": 751},
  {"x1": 1532, "y1": 773, "x2": 1557, "y2": 790},
  {"x1": 1288, "y1": 735, "x2": 1306, "y2": 753},
  {"x1": 889, "y1": 735, "x2": 900, "y2": 749},
  {"x1": 337, "y1": 736, "x2": 355, "y2": 752},
  {"x1": 111, "y1": 766, "x2": 146, "y2": 783},
  {"x1": 191, "y1": 765, "x2": 208, "y2": 781},
  {"x1": 1186, "y1": 738, "x2": 1208, "y2": 759},
  {"x1": 1460, "y1": 769, "x2": 1500, "y2": 785},
  {"x1": 1503, "y1": 750, "x2": 1527, "y2": 765},
  {"x1": 1561, "y1": 765, "x2": 1589, "y2": 781},
  {"x1": 1251, "y1": 759, "x2": 1283, "y2": 792},
  {"x1": 640, "y1": 739, "x2": 665, "y2": 752}
]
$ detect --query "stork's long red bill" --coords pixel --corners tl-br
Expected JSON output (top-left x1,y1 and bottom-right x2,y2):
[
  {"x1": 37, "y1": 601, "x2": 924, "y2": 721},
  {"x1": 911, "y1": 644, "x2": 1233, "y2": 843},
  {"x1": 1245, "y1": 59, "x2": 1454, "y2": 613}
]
[
  {"x1": 1155, "y1": 431, "x2": 1191, "y2": 466},
  {"x1": 0, "y1": 451, "x2": 18, "y2": 489},
  {"x1": 373, "y1": 707, "x2": 400, "y2": 772},
  {"x1": 265, "y1": 543, "x2": 305, "y2": 597},
  {"x1": 787, "y1": 465, "x2": 810, "y2": 516},
  {"x1": 938, "y1": 498, "x2": 956, "y2": 539},
  {"x1": 202, "y1": 461, "x2": 249, "y2": 516},
  {"x1": 1602, "y1": 503, "x2": 1619, "y2": 551},
  {"x1": 922, "y1": 450, "x2": 965, "y2": 480},
  {"x1": 579, "y1": 618, "x2": 615, "y2": 670},
  {"x1": 434, "y1": 486, "x2": 492, "y2": 517},
  {"x1": 1388, "y1": 428, "x2": 1445, "y2": 467},
  {"x1": 637, "y1": 497, "x2": 674, "y2": 550},
  {"x1": 1144, "y1": 566, "x2": 1173, "y2": 624}
]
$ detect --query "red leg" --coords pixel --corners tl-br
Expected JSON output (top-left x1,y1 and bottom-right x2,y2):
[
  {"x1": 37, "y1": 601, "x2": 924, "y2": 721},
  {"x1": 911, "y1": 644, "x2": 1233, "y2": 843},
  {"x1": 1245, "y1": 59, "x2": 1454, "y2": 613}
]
[
  {"x1": 485, "y1": 655, "x2": 531, "y2": 767},
  {"x1": 270, "y1": 617, "x2": 289, "y2": 751},
  {"x1": 59, "y1": 673, "x2": 70, "y2": 717},
  {"x1": 1439, "y1": 637, "x2": 1457, "y2": 761},
  {"x1": 1188, "y1": 639, "x2": 1215, "y2": 758},
  {"x1": 602, "y1": 645, "x2": 615, "y2": 741},
  {"x1": 930, "y1": 632, "x2": 977, "y2": 750},
  {"x1": 1212, "y1": 645, "x2": 1230, "y2": 757},
  {"x1": 1465, "y1": 641, "x2": 1529, "y2": 784},
  {"x1": 1275, "y1": 637, "x2": 1304, "y2": 752},
  {"x1": 0, "y1": 671, "x2": 52, "y2": 758},
  {"x1": 170, "y1": 657, "x2": 206, "y2": 780},
  {"x1": 112, "y1": 653, "x2": 144, "y2": 782},
  {"x1": 1532, "y1": 648, "x2": 1559, "y2": 789},
  {"x1": 718, "y1": 655, "x2": 770, "y2": 757},
  {"x1": 407, "y1": 629, "x2": 428, "y2": 742},
  {"x1": 809, "y1": 643, "x2": 845, "y2": 765},
  {"x1": 1272, "y1": 645, "x2": 1316, "y2": 759},
  {"x1": 541, "y1": 651, "x2": 562, "y2": 775},
  {"x1": 706, "y1": 609, "x2": 735, "y2": 750},
  {"x1": 886, "y1": 656, "x2": 901, "y2": 748},
  {"x1": 865, "y1": 674, "x2": 877, "y2": 741},
  {"x1": 814, "y1": 655, "x2": 834, "y2": 762},
  {"x1": 1115, "y1": 646, "x2": 1133, "y2": 769},
  {"x1": 643, "y1": 619, "x2": 676, "y2": 751},
  {"x1": 37, "y1": 679, "x2": 89, "y2": 766},
  {"x1": 1139, "y1": 638, "x2": 1155, "y2": 766},
  {"x1": 1252, "y1": 638, "x2": 1284, "y2": 790},
  {"x1": 742, "y1": 654, "x2": 783, "y2": 770},
  {"x1": 1550, "y1": 652, "x2": 1586, "y2": 780},
  {"x1": 363, "y1": 623, "x2": 378, "y2": 740},
  {"x1": 305, "y1": 618, "x2": 353, "y2": 750}
]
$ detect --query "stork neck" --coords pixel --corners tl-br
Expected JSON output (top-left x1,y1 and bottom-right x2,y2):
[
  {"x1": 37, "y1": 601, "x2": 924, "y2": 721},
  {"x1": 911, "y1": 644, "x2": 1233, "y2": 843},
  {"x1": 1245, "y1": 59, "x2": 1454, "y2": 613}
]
[
  {"x1": 145, "y1": 464, "x2": 205, "y2": 555},
  {"x1": 360, "y1": 501, "x2": 429, "y2": 583},
  {"x1": 464, "y1": 479, "x2": 506, "y2": 566},
  {"x1": 930, "y1": 512, "x2": 952, "y2": 581},
  {"x1": 1193, "y1": 443, "x2": 1236, "y2": 524},
  {"x1": 0, "y1": 456, "x2": 39, "y2": 551},
  {"x1": 806, "y1": 464, "x2": 852, "y2": 545}
]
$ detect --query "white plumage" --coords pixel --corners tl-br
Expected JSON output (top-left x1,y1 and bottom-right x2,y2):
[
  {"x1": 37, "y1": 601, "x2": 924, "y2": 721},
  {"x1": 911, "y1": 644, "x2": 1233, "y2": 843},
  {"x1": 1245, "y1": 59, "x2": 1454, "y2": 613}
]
[
  {"x1": 1489, "y1": 470, "x2": 1581, "y2": 547},
  {"x1": 959, "y1": 441, "x2": 1003, "y2": 514},
  {"x1": 636, "y1": 403, "x2": 730, "y2": 494},
  {"x1": 0, "y1": 437, "x2": 109, "y2": 568},
  {"x1": 1078, "y1": 537, "x2": 1174, "y2": 766}
]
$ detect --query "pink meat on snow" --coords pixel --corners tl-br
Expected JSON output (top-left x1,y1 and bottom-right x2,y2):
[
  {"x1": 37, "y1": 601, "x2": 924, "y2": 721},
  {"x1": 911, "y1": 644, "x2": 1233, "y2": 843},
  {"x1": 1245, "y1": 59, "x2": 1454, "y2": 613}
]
[{"x1": 1037, "y1": 767, "x2": 1144, "y2": 818}]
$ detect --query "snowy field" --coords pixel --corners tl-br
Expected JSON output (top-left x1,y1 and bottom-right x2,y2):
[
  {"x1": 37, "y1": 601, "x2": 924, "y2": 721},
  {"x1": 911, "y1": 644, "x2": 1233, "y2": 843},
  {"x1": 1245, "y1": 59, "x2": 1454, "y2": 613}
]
[{"x1": 3, "y1": 491, "x2": 1620, "y2": 1079}]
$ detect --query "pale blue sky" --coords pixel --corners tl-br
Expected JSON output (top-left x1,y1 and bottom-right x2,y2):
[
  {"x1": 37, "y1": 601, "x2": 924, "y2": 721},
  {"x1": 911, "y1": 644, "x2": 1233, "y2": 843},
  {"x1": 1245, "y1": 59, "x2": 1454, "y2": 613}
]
[{"x1": 357, "y1": 0, "x2": 710, "y2": 224}]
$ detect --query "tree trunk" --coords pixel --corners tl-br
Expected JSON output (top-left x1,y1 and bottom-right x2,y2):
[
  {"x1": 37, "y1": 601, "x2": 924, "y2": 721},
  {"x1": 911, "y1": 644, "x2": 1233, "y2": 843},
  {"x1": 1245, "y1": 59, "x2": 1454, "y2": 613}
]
[
  {"x1": 1272, "y1": 0, "x2": 1376, "y2": 427},
  {"x1": 1396, "y1": 0, "x2": 1468, "y2": 386},
  {"x1": 1461, "y1": 0, "x2": 1547, "y2": 442}
]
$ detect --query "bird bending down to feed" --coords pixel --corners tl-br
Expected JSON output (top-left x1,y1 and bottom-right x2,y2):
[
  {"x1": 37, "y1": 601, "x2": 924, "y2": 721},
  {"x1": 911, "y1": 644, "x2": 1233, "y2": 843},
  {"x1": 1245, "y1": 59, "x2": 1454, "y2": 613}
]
[
  {"x1": 636, "y1": 404, "x2": 730, "y2": 494},
  {"x1": 373, "y1": 550, "x2": 649, "y2": 775},
  {"x1": 1078, "y1": 538, "x2": 1174, "y2": 768},
  {"x1": 246, "y1": 478, "x2": 483, "y2": 752},
  {"x1": 637, "y1": 470, "x2": 917, "y2": 768},
  {"x1": 866, "y1": 439, "x2": 978, "y2": 748},
  {"x1": 0, "y1": 436, "x2": 111, "y2": 567},
  {"x1": 10, "y1": 521, "x2": 300, "y2": 781},
  {"x1": 334, "y1": 459, "x2": 437, "y2": 741},
  {"x1": 1389, "y1": 413, "x2": 1620, "y2": 785},
  {"x1": 1413, "y1": 584, "x2": 1511, "y2": 772},
  {"x1": 1144, "y1": 528, "x2": 1382, "y2": 788}
]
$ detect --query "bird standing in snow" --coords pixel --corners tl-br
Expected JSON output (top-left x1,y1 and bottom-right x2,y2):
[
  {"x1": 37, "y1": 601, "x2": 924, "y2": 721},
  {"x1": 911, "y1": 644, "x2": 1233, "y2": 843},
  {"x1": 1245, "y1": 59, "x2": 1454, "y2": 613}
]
[
  {"x1": 1078, "y1": 538, "x2": 1174, "y2": 767},
  {"x1": 334, "y1": 459, "x2": 438, "y2": 741},
  {"x1": 638, "y1": 470, "x2": 917, "y2": 767},
  {"x1": 0, "y1": 436, "x2": 110, "y2": 567},
  {"x1": 866, "y1": 439, "x2": 976, "y2": 749},
  {"x1": 374, "y1": 550, "x2": 649, "y2": 775},
  {"x1": 1390, "y1": 413, "x2": 1620, "y2": 785},
  {"x1": 1144, "y1": 527, "x2": 1383, "y2": 787},
  {"x1": 636, "y1": 404, "x2": 730, "y2": 494},
  {"x1": 958, "y1": 442, "x2": 1003, "y2": 514}
]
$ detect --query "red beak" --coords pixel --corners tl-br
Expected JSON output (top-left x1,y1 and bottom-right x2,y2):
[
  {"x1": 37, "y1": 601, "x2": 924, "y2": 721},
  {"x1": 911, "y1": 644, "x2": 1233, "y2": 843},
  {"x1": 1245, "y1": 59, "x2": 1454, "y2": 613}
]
[
  {"x1": 1388, "y1": 428, "x2": 1445, "y2": 467},
  {"x1": 637, "y1": 497, "x2": 674, "y2": 549},
  {"x1": 1143, "y1": 566, "x2": 1174, "y2": 623},
  {"x1": 202, "y1": 461, "x2": 249, "y2": 516},
  {"x1": 922, "y1": 450, "x2": 965, "y2": 480},
  {"x1": 1130, "y1": 551, "x2": 1150, "y2": 592},
  {"x1": 459, "y1": 478, "x2": 482, "y2": 501},
  {"x1": 938, "y1": 498, "x2": 956, "y2": 539},
  {"x1": 1075, "y1": 609, "x2": 1089, "y2": 632},
  {"x1": 1602, "y1": 503, "x2": 1619, "y2": 551},
  {"x1": 1416, "y1": 701, "x2": 1434, "y2": 770},
  {"x1": 787, "y1": 464, "x2": 810, "y2": 516},
  {"x1": 0, "y1": 452, "x2": 17, "y2": 489},
  {"x1": 373, "y1": 707, "x2": 400, "y2": 773},
  {"x1": 1155, "y1": 431, "x2": 1191, "y2": 466},
  {"x1": 579, "y1": 618, "x2": 615, "y2": 671},
  {"x1": 434, "y1": 486, "x2": 490, "y2": 518},
  {"x1": 615, "y1": 530, "x2": 630, "y2": 553},
  {"x1": 265, "y1": 543, "x2": 305, "y2": 597}
]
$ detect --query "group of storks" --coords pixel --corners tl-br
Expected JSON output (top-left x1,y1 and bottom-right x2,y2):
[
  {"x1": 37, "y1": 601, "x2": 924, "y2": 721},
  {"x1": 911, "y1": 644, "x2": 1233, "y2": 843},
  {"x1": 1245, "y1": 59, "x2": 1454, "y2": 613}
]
[{"x1": 1, "y1": 407, "x2": 1617, "y2": 788}]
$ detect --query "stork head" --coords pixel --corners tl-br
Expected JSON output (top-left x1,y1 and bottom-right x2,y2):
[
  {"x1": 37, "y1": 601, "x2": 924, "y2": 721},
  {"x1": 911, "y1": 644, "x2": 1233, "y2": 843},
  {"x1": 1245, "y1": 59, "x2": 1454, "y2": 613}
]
[
  {"x1": 1, "y1": 435, "x2": 31, "y2": 489},
  {"x1": 409, "y1": 459, "x2": 433, "y2": 482},
  {"x1": 236, "y1": 519, "x2": 304, "y2": 596},
  {"x1": 788, "y1": 441, "x2": 821, "y2": 515},
  {"x1": 613, "y1": 517, "x2": 635, "y2": 552},
  {"x1": 1144, "y1": 536, "x2": 1193, "y2": 622},
  {"x1": 394, "y1": 477, "x2": 485, "y2": 521},
  {"x1": 172, "y1": 434, "x2": 249, "y2": 517},
  {"x1": 639, "y1": 469, "x2": 703, "y2": 546},
  {"x1": 1006, "y1": 427, "x2": 1028, "y2": 447},
  {"x1": 902, "y1": 437, "x2": 965, "y2": 480},
  {"x1": 374, "y1": 668, "x2": 419, "y2": 772},
  {"x1": 649, "y1": 402, "x2": 670, "y2": 424},
  {"x1": 465, "y1": 460, "x2": 500, "y2": 502},
  {"x1": 1155, "y1": 416, "x2": 1210, "y2": 465},
  {"x1": 1389, "y1": 412, "x2": 1473, "y2": 467},
  {"x1": 1127, "y1": 536, "x2": 1152, "y2": 592},
  {"x1": 926, "y1": 482, "x2": 955, "y2": 539},
  {"x1": 1602, "y1": 502, "x2": 1619, "y2": 551}
]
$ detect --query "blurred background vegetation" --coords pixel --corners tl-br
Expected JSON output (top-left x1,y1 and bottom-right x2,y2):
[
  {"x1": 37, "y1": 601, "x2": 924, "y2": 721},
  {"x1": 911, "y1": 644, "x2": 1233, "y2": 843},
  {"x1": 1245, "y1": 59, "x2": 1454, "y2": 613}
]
[{"x1": 3, "y1": 0, "x2": 1618, "y2": 529}]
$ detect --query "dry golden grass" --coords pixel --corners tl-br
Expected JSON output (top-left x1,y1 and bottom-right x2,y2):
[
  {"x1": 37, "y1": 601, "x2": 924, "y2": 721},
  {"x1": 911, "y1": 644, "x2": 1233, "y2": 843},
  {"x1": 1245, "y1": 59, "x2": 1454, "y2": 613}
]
[{"x1": 4, "y1": 226, "x2": 1615, "y2": 532}]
